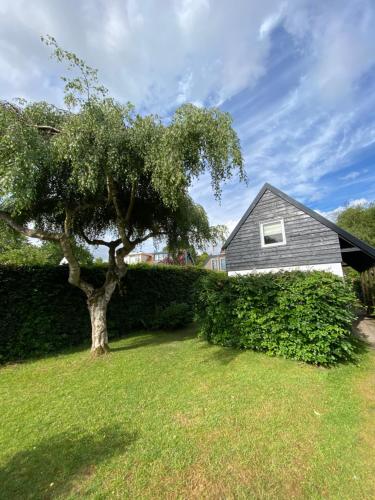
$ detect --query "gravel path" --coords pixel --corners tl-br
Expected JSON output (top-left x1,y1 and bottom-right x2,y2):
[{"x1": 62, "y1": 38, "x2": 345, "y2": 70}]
[{"x1": 354, "y1": 316, "x2": 375, "y2": 348}]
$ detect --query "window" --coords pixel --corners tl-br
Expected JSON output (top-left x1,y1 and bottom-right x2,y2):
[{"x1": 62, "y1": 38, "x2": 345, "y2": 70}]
[
  {"x1": 211, "y1": 258, "x2": 218, "y2": 270},
  {"x1": 260, "y1": 219, "x2": 286, "y2": 247},
  {"x1": 220, "y1": 257, "x2": 226, "y2": 271}
]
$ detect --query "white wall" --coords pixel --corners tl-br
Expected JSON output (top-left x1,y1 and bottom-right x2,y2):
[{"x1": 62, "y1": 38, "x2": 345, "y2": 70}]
[{"x1": 228, "y1": 262, "x2": 344, "y2": 278}]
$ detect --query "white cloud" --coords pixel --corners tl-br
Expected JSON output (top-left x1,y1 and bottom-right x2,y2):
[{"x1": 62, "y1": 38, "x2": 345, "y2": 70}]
[
  {"x1": 259, "y1": 2, "x2": 286, "y2": 39},
  {"x1": 0, "y1": 0, "x2": 285, "y2": 111},
  {"x1": 1, "y1": 0, "x2": 375, "y2": 255},
  {"x1": 317, "y1": 198, "x2": 370, "y2": 222},
  {"x1": 340, "y1": 171, "x2": 360, "y2": 181}
]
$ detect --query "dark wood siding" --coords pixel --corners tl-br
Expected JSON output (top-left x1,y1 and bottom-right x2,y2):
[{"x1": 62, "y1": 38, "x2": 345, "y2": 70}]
[{"x1": 226, "y1": 189, "x2": 342, "y2": 271}]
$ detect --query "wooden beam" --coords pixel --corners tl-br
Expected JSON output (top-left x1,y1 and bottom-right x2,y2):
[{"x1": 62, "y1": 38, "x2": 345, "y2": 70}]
[{"x1": 341, "y1": 247, "x2": 360, "y2": 253}]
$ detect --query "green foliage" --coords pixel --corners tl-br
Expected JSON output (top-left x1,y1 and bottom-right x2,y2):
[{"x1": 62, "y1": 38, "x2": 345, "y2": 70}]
[
  {"x1": 195, "y1": 252, "x2": 209, "y2": 267},
  {"x1": 0, "y1": 265, "x2": 206, "y2": 362},
  {"x1": 337, "y1": 203, "x2": 375, "y2": 247},
  {"x1": 196, "y1": 271, "x2": 358, "y2": 365},
  {"x1": 0, "y1": 229, "x2": 93, "y2": 266},
  {"x1": 0, "y1": 39, "x2": 244, "y2": 256},
  {"x1": 0, "y1": 221, "x2": 26, "y2": 252},
  {"x1": 153, "y1": 302, "x2": 193, "y2": 329}
]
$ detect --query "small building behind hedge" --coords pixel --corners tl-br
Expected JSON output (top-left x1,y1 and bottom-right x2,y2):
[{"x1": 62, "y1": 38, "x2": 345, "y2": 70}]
[{"x1": 223, "y1": 183, "x2": 375, "y2": 277}]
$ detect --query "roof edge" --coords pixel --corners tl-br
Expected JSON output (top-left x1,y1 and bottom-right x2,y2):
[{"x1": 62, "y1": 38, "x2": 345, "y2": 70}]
[{"x1": 222, "y1": 183, "x2": 375, "y2": 260}]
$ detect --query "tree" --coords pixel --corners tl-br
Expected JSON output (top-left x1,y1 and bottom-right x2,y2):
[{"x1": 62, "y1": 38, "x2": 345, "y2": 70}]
[
  {"x1": 337, "y1": 203, "x2": 375, "y2": 247},
  {"x1": 195, "y1": 252, "x2": 209, "y2": 268},
  {"x1": 0, "y1": 221, "x2": 27, "y2": 253},
  {"x1": 0, "y1": 36, "x2": 244, "y2": 355},
  {"x1": 0, "y1": 222, "x2": 93, "y2": 266},
  {"x1": 39, "y1": 240, "x2": 94, "y2": 266}
]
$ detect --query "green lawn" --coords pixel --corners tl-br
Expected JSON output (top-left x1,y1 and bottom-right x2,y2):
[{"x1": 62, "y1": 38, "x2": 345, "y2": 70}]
[{"x1": 0, "y1": 326, "x2": 374, "y2": 499}]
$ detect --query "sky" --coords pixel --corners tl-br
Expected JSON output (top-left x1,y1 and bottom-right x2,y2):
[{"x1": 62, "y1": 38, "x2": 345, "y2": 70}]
[{"x1": 1, "y1": 0, "x2": 375, "y2": 256}]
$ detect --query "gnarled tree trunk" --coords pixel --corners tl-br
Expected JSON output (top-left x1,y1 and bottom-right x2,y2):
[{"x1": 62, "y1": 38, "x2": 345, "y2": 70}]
[
  {"x1": 87, "y1": 278, "x2": 118, "y2": 356},
  {"x1": 88, "y1": 293, "x2": 110, "y2": 355}
]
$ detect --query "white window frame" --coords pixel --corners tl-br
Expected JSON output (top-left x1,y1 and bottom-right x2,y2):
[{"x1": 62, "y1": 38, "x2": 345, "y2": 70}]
[{"x1": 260, "y1": 219, "x2": 286, "y2": 248}]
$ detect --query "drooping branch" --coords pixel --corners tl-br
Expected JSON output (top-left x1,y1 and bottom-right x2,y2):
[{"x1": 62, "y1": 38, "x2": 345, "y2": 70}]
[
  {"x1": 132, "y1": 230, "x2": 166, "y2": 246},
  {"x1": 0, "y1": 100, "x2": 22, "y2": 115},
  {"x1": 1, "y1": 101, "x2": 62, "y2": 134},
  {"x1": 80, "y1": 229, "x2": 121, "y2": 249},
  {"x1": 106, "y1": 175, "x2": 131, "y2": 248},
  {"x1": 0, "y1": 211, "x2": 61, "y2": 242},
  {"x1": 125, "y1": 182, "x2": 136, "y2": 226}
]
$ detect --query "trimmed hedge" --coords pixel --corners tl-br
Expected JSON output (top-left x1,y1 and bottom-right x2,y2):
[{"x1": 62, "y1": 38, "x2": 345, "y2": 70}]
[
  {"x1": 0, "y1": 264, "x2": 206, "y2": 363},
  {"x1": 196, "y1": 271, "x2": 358, "y2": 365}
]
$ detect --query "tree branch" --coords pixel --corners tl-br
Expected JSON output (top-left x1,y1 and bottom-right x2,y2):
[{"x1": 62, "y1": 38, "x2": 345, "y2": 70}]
[
  {"x1": 125, "y1": 182, "x2": 136, "y2": 225},
  {"x1": 59, "y1": 235, "x2": 94, "y2": 296},
  {"x1": 0, "y1": 211, "x2": 62, "y2": 241},
  {"x1": 0, "y1": 100, "x2": 22, "y2": 115},
  {"x1": 80, "y1": 228, "x2": 121, "y2": 248},
  {"x1": 132, "y1": 231, "x2": 166, "y2": 245},
  {"x1": 106, "y1": 175, "x2": 134, "y2": 249},
  {"x1": 35, "y1": 125, "x2": 61, "y2": 134}
]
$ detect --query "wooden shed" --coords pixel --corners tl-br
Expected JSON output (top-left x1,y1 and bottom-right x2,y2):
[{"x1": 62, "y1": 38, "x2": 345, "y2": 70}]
[{"x1": 222, "y1": 183, "x2": 375, "y2": 278}]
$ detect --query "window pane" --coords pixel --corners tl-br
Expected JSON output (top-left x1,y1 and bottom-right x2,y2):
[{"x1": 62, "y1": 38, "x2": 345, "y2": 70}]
[
  {"x1": 262, "y1": 221, "x2": 284, "y2": 245},
  {"x1": 263, "y1": 222, "x2": 282, "y2": 236}
]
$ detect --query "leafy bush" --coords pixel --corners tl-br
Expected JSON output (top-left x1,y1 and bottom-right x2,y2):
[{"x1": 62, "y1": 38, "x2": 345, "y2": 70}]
[
  {"x1": 153, "y1": 302, "x2": 194, "y2": 329},
  {"x1": 195, "y1": 271, "x2": 358, "y2": 365},
  {"x1": 0, "y1": 264, "x2": 206, "y2": 363}
]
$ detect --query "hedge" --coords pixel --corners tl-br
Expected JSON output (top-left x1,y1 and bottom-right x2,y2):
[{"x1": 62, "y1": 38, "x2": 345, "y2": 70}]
[
  {"x1": 0, "y1": 264, "x2": 206, "y2": 363},
  {"x1": 195, "y1": 271, "x2": 358, "y2": 365}
]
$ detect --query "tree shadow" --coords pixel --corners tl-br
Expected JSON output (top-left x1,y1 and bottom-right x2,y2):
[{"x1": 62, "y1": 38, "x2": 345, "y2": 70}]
[
  {"x1": 197, "y1": 339, "x2": 242, "y2": 365},
  {"x1": 0, "y1": 425, "x2": 137, "y2": 499},
  {"x1": 111, "y1": 324, "x2": 198, "y2": 352}
]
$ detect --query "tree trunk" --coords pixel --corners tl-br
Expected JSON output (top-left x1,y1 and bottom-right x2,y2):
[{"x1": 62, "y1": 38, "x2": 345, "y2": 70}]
[
  {"x1": 87, "y1": 276, "x2": 118, "y2": 356},
  {"x1": 88, "y1": 293, "x2": 110, "y2": 356}
]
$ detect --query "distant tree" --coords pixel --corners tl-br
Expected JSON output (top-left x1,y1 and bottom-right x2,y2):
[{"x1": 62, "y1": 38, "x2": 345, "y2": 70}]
[
  {"x1": 0, "y1": 222, "x2": 93, "y2": 266},
  {"x1": 337, "y1": 203, "x2": 375, "y2": 247},
  {"x1": 39, "y1": 240, "x2": 93, "y2": 266},
  {"x1": 195, "y1": 252, "x2": 209, "y2": 268},
  {"x1": 0, "y1": 36, "x2": 244, "y2": 355}
]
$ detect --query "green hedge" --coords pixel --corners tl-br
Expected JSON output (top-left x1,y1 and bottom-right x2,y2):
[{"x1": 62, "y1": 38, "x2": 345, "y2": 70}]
[
  {"x1": 0, "y1": 264, "x2": 206, "y2": 363},
  {"x1": 195, "y1": 271, "x2": 358, "y2": 365}
]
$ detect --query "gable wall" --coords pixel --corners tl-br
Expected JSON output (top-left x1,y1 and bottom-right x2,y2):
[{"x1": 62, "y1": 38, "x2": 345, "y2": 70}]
[{"x1": 226, "y1": 189, "x2": 342, "y2": 271}]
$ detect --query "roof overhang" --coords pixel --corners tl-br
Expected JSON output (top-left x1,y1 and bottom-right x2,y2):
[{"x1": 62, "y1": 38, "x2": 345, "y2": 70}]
[{"x1": 222, "y1": 183, "x2": 375, "y2": 272}]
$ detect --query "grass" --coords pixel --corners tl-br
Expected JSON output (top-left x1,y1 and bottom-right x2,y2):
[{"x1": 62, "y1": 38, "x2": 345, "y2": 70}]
[{"x1": 0, "y1": 325, "x2": 374, "y2": 499}]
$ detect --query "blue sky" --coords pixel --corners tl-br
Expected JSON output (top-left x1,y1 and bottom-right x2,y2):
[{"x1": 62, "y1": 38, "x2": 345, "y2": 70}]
[{"x1": 1, "y1": 0, "x2": 374, "y2": 254}]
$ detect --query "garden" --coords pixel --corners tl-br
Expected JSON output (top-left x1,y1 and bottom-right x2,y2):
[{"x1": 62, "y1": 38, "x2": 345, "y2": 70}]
[{"x1": 1, "y1": 265, "x2": 375, "y2": 498}]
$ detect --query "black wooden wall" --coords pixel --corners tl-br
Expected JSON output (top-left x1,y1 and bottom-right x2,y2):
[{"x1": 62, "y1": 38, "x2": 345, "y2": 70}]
[{"x1": 226, "y1": 189, "x2": 342, "y2": 271}]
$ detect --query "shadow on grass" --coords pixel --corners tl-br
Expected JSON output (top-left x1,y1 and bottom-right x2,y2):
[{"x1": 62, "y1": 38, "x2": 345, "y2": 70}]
[
  {"x1": 0, "y1": 425, "x2": 137, "y2": 499},
  {"x1": 197, "y1": 337, "x2": 242, "y2": 365},
  {"x1": 1, "y1": 325, "x2": 199, "y2": 367},
  {"x1": 197, "y1": 332, "x2": 371, "y2": 368},
  {"x1": 111, "y1": 324, "x2": 198, "y2": 352}
]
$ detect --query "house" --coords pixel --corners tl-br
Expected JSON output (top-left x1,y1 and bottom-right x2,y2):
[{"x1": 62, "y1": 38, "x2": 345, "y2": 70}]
[
  {"x1": 222, "y1": 183, "x2": 375, "y2": 277},
  {"x1": 124, "y1": 250, "x2": 194, "y2": 266},
  {"x1": 124, "y1": 252, "x2": 153, "y2": 265},
  {"x1": 153, "y1": 250, "x2": 194, "y2": 265},
  {"x1": 204, "y1": 253, "x2": 226, "y2": 271}
]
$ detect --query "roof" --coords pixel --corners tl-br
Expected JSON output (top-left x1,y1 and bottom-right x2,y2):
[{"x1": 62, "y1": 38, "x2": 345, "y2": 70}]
[{"x1": 222, "y1": 183, "x2": 375, "y2": 267}]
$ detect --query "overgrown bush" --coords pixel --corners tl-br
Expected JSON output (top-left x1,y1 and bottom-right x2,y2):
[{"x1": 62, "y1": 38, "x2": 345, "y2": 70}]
[
  {"x1": 195, "y1": 271, "x2": 358, "y2": 365},
  {"x1": 0, "y1": 264, "x2": 206, "y2": 363},
  {"x1": 153, "y1": 302, "x2": 194, "y2": 329}
]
